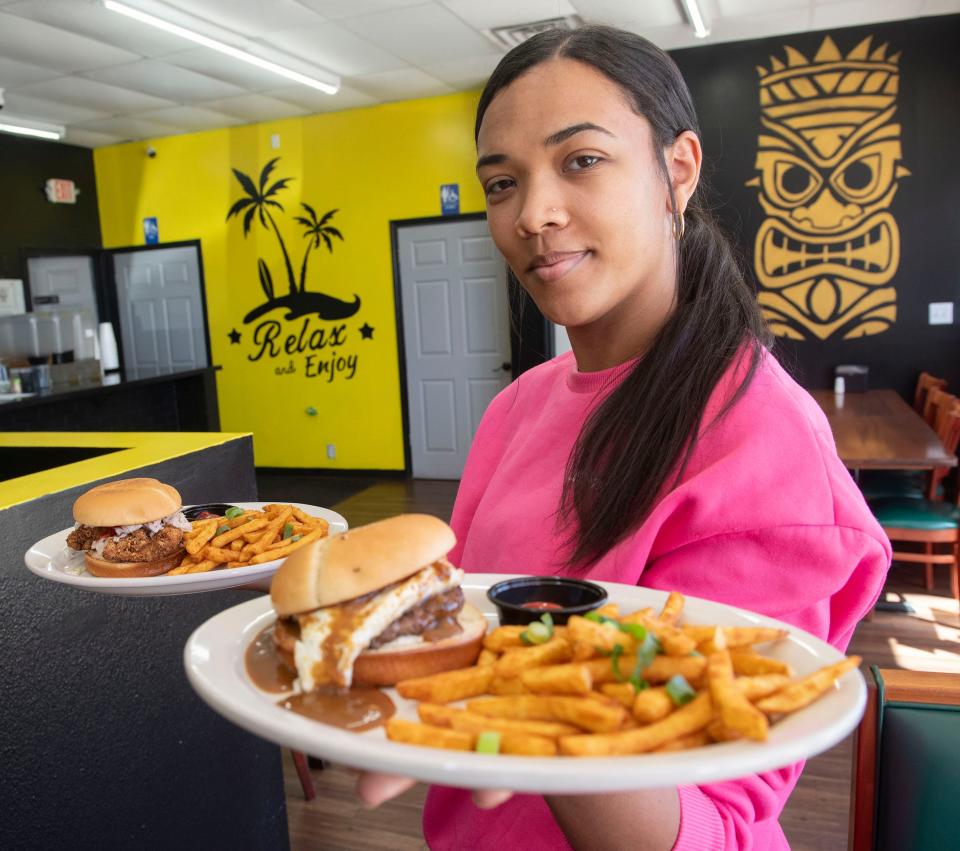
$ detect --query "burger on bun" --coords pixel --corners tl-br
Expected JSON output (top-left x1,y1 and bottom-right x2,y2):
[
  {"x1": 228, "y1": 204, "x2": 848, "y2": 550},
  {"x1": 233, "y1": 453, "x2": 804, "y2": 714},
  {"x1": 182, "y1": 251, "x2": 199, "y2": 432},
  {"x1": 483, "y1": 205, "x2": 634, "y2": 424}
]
[
  {"x1": 270, "y1": 514, "x2": 485, "y2": 689},
  {"x1": 67, "y1": 478, "x2": 191, "y2": 578}
]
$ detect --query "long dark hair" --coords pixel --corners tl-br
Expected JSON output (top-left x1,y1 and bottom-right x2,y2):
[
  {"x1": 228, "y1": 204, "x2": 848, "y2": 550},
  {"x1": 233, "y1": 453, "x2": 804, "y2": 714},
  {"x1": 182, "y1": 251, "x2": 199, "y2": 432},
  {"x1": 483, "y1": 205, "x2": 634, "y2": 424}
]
[{"x1": 475, "y1": 26, "x2": 772, "y2": 568}]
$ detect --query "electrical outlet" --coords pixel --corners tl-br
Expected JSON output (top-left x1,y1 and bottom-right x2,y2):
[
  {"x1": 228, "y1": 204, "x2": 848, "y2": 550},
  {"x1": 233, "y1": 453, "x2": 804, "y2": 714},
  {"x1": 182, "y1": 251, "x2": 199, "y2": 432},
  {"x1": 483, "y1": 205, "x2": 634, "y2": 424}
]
[
  {"x1": 929, "y1": 302, "x2": 954, "y2": 325},
  {"x1": 271, "y1": 133, "x2": 280, "y2": 149},
  {"x1": 326, "y1": 443, "x2": 336, "y2": 459}
]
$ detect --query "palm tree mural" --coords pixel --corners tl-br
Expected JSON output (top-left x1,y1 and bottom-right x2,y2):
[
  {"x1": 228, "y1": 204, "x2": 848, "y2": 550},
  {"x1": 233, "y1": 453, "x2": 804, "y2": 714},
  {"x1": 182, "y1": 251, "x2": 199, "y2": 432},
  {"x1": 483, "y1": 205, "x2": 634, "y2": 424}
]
[
  {"x1": 295, "y1": 204, "x2": 343, "y2": 293},
  {"x1": 227, "y1": 158, "x2": 360, "y2": 324}
]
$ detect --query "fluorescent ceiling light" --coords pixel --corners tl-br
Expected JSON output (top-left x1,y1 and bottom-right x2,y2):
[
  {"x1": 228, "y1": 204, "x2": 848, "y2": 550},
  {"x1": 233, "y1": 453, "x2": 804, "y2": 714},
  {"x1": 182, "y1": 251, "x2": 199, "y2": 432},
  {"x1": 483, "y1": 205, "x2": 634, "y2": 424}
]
[
  {"x1": 103, "y1": 0, "x2": 340, "y2": 94},
  {"x1": 0, "y1": 116, "x2": 65, "y2": 141},
  {"x1": 679, "y1": 0, "x2": 710, "y2": 39}
]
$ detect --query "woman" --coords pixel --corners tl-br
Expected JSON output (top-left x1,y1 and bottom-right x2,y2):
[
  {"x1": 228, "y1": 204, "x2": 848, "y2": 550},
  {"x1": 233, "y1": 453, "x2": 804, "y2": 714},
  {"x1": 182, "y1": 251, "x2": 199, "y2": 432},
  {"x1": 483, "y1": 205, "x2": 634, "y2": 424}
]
[{"x1": 360, "y1": 26, "x2": 890, "y2": 850}]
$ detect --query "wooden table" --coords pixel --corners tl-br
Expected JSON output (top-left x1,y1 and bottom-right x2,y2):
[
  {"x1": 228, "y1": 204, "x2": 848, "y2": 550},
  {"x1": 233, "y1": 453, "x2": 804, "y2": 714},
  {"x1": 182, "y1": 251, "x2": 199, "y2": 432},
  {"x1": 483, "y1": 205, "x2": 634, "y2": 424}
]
[{"x1": 811, "y1": 389, "x2": 957, "y2": 471}]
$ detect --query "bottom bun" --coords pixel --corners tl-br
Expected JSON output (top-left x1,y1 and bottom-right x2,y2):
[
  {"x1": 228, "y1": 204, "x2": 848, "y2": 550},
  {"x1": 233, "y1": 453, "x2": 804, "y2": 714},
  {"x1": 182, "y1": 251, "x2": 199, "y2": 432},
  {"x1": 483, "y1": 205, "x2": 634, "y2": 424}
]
[
  {"x1": 84, "y1": 548, "x2": 186, "y2": 579},
  {"x1": 352, "y1": 603, "x2": 487, "y2": 687}
]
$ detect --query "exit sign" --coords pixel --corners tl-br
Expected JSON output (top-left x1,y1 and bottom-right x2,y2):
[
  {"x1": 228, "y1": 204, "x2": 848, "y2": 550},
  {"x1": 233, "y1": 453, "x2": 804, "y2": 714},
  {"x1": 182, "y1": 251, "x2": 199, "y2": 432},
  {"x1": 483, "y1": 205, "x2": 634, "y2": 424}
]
[{"x1": 44, "y1": 179, "x2": 79, "y2": 204}]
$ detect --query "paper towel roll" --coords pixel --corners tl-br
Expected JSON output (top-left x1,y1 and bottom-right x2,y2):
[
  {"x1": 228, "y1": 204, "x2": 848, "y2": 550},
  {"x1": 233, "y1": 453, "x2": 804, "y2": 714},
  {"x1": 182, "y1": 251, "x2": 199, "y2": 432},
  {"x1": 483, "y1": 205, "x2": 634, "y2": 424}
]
[{"x1": 98, "y1": 322, "x2": 119, "y2": 372}]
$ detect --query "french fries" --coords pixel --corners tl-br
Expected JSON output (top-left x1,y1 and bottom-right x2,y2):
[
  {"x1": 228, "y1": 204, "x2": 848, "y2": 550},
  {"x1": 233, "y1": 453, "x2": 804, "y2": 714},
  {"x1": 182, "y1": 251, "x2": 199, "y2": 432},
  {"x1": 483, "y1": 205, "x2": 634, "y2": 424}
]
[
  {"x1": 384, "y1": 590, "x2": 862, "y2": 759},
  {"x1": 174, "y1": 503, "x2": 330, "y2": 574}
]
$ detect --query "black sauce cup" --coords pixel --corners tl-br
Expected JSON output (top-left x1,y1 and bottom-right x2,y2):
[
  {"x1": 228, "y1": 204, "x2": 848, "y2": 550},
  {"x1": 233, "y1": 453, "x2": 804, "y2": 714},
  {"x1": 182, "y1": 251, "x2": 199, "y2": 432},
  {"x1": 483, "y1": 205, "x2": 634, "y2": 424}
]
[
  {"x1": 486, "y1": 576, "x2": 608, "y2": 626},
  {"x1": 183, "y1": 503, "x2": 241, "y2": 521}
]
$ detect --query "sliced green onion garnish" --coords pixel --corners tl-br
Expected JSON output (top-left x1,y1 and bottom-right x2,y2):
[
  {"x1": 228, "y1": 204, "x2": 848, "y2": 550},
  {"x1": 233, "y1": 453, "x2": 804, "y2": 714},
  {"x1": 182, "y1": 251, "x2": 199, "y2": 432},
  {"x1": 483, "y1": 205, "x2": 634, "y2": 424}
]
[
  {"x1": 611, "y1": 644, "x2": 626, "y2": 682},
  {"x1": 290, "y1": 534, "x2": 302, "y2": 542},
  {"x1": 475, "y1": 731, "x2": 501, "y2": 754},
  {"x1": 629, "y1": 676, "x2": 648, "y2": 693},
  {"x1": 618, "y1": 622, "x2": 647, "y2": 641},
  {"x1": 636, "y1": 632, "x2": 661, "y2": 670},
  {"x1": 224, "y1": 506, "x2": 244, "y2": 519},
  {"x1": 215, "y1": 524, "x2": 230, "y2": 536},
  {"x1": 526, "y1": 622, "x2": 552, "y2": 644},
  {"x1": 282, "y1": 522, "x2": 295, "y2": 539},
  {"x1": 540, "y1": 611, "x2": 554, "y2": 630},
  {"x1": 665, "y1": 674, "x2": 697, "y2": 706},
  {"x1": 584, "y1": 611, "x2": 602, "y2": 623}
]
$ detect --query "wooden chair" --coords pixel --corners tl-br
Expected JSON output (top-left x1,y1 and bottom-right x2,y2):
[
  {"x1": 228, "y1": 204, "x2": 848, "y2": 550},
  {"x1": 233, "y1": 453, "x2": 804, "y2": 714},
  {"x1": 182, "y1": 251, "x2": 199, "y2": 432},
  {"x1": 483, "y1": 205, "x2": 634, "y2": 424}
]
[
  {"x1": 913, "y1": 371, "x2": 947, "y2": 418},
  {"x1": 869, "y1": 408, "x2": 960, "y2": 600},
  {"x1": 849, "y1": 667, "x2": 960, "y2": 851}
]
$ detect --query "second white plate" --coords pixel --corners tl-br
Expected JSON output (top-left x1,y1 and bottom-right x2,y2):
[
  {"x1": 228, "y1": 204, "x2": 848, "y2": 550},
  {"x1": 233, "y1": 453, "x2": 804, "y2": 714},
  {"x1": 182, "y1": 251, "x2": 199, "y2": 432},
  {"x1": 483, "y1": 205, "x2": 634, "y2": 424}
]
[{"x1": 24, "y1": 502, "x2": 347, "y2": 597}]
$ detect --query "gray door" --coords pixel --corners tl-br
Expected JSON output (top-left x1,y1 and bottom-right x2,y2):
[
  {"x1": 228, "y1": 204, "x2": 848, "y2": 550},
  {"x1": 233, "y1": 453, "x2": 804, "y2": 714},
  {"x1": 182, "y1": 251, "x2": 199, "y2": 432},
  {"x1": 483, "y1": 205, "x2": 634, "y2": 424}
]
[
  {"x1": 112, "y1": 246, "x2": 208, "y2": 379},
  {"x1": 27, "y1": 255, "x2": 98, "y2": 319},
  {"x1": 398, "y1": 219, "x2": 511, "y2": 479}
]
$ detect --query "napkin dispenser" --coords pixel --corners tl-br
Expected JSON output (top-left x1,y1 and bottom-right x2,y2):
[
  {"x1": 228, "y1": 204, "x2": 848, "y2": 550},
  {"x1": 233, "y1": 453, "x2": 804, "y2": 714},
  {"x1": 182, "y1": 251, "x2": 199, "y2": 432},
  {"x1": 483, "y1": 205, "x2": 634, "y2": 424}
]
[{"x1": 835, "y1": 364, "x2": 869, "y2": 393}]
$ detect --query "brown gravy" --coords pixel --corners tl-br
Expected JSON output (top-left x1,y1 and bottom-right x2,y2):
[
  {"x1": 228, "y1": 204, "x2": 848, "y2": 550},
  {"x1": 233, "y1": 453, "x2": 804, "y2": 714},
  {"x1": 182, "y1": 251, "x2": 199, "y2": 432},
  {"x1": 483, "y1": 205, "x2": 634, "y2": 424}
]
[
  {"x1": 245, "y1": 624, "x2": 297, "y2": 693},
  {"x1": 246, "y1": 624, "x2": 395, "y2": 732},
  {"x1": 281, "y1": 688, "x2": 395, "y2": 732}
]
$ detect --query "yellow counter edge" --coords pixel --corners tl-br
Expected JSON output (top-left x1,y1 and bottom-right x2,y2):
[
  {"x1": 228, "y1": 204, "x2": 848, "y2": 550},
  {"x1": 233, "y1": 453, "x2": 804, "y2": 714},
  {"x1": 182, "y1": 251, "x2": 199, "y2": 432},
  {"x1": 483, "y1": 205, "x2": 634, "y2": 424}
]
[{"x1": 0, "y1": 432, "x2": 253, "y2": 510}]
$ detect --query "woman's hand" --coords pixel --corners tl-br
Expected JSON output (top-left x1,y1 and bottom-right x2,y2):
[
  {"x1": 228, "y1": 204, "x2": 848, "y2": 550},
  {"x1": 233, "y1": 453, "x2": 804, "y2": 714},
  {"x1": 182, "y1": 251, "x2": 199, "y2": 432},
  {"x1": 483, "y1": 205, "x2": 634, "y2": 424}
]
[{"x1": 355, "y1": 772, "x2": 513, "y2": 809}]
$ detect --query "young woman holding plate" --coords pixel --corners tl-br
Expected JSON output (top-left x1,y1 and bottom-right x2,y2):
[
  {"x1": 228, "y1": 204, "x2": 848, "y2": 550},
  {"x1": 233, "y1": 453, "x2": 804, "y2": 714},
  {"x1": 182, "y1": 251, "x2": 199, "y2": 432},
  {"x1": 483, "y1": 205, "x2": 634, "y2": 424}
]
[{"x1": 357, "y1": 25, "x2": 890, "y2": 851}]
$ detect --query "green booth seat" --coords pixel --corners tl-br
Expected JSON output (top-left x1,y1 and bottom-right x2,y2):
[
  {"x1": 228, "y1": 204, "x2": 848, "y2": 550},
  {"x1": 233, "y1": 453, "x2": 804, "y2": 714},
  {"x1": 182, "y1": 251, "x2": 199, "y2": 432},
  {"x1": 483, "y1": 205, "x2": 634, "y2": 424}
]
[
  {"x1": 869, "y1": 497, "x2": 960, "y2": 530},
  {"x1": 850, "y1": 667, "x2": 960, "y2": 851},
  {"x1": 858, "y1": 470, "x2": 941, "y2": 501}
]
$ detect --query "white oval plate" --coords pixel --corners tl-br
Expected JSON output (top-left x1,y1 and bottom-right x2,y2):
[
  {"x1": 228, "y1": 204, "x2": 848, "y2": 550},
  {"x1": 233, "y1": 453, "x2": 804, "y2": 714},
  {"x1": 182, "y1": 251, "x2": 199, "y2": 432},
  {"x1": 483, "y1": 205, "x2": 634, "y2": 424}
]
[
  {"x1": 24, "y1": 502, "x2": 347, "y2": 597},
  {"x1": 184, "y1": 575, "x2": 865, "y2": 793}
]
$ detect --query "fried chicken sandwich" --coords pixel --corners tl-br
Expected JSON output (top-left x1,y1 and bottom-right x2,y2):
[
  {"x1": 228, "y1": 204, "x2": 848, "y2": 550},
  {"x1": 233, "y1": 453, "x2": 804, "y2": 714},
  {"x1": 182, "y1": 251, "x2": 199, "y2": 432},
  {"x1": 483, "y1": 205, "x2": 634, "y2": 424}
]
[{"x1": 67, "y1": 478, "x2": 190, "y2": 577}]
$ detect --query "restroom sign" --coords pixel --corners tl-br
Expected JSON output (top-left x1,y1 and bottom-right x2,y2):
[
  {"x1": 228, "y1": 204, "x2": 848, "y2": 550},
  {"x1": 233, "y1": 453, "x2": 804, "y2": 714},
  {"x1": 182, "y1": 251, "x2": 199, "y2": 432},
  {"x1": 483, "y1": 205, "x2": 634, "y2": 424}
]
[{"x1": 440, "y1": 183, "x2": 459, "y2": 215}]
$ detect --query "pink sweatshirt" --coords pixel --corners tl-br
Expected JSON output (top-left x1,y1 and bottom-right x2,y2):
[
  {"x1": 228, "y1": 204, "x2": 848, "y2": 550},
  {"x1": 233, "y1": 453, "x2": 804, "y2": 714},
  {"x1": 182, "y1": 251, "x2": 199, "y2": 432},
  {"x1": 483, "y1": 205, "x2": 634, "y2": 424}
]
[{"x1": 423, "y1": 348, "x2": 890, "y2": 850}]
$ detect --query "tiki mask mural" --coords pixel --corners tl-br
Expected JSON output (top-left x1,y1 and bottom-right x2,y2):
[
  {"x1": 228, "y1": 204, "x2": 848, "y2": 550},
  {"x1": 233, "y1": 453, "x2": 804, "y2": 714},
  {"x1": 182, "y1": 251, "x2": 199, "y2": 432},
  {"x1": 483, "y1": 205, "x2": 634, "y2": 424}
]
[{"x1": 747, "y1": 36, "x2": 910, "y2": 340}]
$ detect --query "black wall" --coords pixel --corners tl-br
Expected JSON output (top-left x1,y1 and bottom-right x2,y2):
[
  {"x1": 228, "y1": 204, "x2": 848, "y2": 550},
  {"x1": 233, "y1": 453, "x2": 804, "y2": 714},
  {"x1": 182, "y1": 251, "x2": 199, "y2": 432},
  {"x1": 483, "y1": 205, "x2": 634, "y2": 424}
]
[
  {"x1": 0, "y1": 133, "x2": 102, "y2": 282},
  {"x1": 0, "y1": 437, "x2": 290, "y2": 850},
  {"x1": 671, "y1": 14, "x2": 960, "y2": 397}
]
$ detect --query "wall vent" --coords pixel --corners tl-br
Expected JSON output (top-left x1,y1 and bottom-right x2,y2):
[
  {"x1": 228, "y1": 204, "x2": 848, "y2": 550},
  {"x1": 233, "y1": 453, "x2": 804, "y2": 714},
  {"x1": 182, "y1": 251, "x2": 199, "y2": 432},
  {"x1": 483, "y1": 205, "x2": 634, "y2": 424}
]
[{"x1": 483, "y1": 16, "x2": 584, "y2": 50}]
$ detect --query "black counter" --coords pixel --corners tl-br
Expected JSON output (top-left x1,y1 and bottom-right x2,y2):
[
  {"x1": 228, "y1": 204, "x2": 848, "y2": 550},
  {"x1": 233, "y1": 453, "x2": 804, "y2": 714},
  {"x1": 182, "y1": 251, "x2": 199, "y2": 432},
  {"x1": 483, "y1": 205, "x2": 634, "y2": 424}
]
[
  {"x1": 0, "y1": 367, "x2": 220, "y2": 431},
  {"x1": 0, "y1": 436, "x2": 289, "y2": 850}
]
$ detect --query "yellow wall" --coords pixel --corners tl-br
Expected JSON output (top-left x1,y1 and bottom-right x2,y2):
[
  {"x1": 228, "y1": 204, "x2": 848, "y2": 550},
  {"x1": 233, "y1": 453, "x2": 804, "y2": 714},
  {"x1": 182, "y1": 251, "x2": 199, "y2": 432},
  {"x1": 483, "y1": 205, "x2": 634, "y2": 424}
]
[{"x1": 94, "y1": 92, "x2": 483, "y2": 469}]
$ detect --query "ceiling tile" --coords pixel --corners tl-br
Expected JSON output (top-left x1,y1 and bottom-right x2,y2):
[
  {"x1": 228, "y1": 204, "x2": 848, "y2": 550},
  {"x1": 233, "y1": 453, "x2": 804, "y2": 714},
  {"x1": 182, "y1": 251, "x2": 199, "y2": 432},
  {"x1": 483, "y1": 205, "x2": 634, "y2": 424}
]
[
  {"x1": 133, "y1": 105, "x2": 244, "y2": 132},
  {"x1": 81, "y1": 60, "x2": 246, "y2": 103},
  {"x1": 0, "y1": 55, "x2": 61, "y2": 87},
  {"x1": 442, "y1": 0, "x2": 578, "y2": 31},
  {"x1": 917, "y1": 0, "x2": 960, "y2": 14},
  {"x1": 164, "y1": 0, "x2": 327, "y2": 36},
  {"x1": 341, "y1": 4, "x2": 499, "y2": 65},
  {"x1": 297, "y1": 0, "x2": 426, "y2": 21},
  {"x1": 0, "y1": 10, "x2": 140, "y2": 73},
  {"x1": 263, "y1": 22, "x2": 406, "y2": 76},
  {"x1": 68, "y1": 115, "x2": 184, "y2": 142},
  {"x1": 571, "y1": 0, "x2": 685, "y2": 27},
  {"x1": 62, "y1": 126, "x2": 127, "y2": 149},
  {"x1": 351, "y1": 67, "x2": 454, "y2": 101},
  {"x1": 811, "y1": 0, "x2": 925, "y2": 29},
  {"x1": 164, "y1": 47, "x2": 306, "y2": 91},
  {"x1": 15, "y1": 77, "x2": 177, "y2": 114},
  {"x1": 196, "y1": 94, "x2": 309, "y2": 121},
  {"x1": 423, "y1": 54, "x2": 502, "y2": 89},
  {"x1": 2, "y1": 91, "x2": 108, "y2": 124},
  {"x1": 718, "y1": 0, "x2": 808, "y2": 15},
  {"x1": 665, "y1": 9, "x2": 813, "y2": 50},
  {"x1": 4, "y1": 0, "x2": 191, "y2": 57},
  {"x1": 261, "y1": 82, "x2": 378, "y2": 112}
]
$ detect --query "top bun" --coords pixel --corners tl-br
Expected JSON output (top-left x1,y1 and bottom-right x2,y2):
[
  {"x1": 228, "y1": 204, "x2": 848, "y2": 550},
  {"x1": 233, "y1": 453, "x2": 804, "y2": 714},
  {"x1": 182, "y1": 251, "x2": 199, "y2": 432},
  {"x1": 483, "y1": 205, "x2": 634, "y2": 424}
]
[
  {"x1": 271, "y1": 513, "x2": 456, "y2": 616},
  {"x1": 73, "y1": 478, "x2": 182, "y2": 527}
]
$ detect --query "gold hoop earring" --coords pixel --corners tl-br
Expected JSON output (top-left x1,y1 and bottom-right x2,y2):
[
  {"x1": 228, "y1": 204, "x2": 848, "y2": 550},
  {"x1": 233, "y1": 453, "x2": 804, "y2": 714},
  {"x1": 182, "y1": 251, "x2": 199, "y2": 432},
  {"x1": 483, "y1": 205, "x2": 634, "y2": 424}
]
[{"x1": 672, "y1": 212, "x2": 685, "y2": 241}]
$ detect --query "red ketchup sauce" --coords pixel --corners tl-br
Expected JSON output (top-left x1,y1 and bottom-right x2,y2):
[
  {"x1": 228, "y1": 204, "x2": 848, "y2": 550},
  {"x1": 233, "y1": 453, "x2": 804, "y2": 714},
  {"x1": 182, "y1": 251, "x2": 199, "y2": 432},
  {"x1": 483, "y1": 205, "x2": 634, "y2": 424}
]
[{"x1": 520, "y1": 601, "x2": 564, "y2": 611}]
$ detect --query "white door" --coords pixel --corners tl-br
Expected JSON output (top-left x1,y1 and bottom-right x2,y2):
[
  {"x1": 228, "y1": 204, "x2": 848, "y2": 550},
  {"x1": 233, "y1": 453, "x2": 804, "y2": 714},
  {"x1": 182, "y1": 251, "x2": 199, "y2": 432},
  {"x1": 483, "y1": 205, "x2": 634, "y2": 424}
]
[
  {"x1": 398, "y1": 219, "x2": 512, "y2": 479},
  {"x1": 27, "y1": 255, "x2": 98, "y2": 319},
  {"x1": 112, "y1": 246, "x2": 208, "y2": 379}
]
